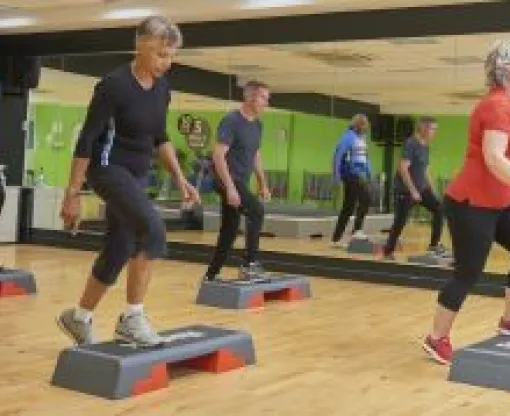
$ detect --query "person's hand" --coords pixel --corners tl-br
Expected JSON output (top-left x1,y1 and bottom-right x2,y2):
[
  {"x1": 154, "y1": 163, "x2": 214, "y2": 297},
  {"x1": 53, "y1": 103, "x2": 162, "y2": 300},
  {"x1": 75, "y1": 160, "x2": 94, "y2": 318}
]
[
  {"x1": 410, "y1": 189, "x2": 422, "y2": 202},
  {"x1": 258, "y1": 184, "x2": 271, "y2": 202},
  {"x1": 226, "y1": 185, "x2": 241, "y2": 208},
  {"x1": 60, "y1": 189, "x2": 81, "y2": 234},
  {"x1": 180, "y1": 180, "x2": 201, "y2": 206}
]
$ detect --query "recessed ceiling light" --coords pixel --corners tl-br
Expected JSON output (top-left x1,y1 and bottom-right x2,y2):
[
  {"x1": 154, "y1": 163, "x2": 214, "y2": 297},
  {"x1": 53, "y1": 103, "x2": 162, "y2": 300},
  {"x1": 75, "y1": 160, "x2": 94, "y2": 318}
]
[
  {"x1": 102, "y1": 8, "x2": 155, "y2": 20},
  {"x1": 0, "y1": 17, "x2": 35, "y2": 29},
  {"x1": 241, "y1": 0, "x2": 313, "y2": 9}
]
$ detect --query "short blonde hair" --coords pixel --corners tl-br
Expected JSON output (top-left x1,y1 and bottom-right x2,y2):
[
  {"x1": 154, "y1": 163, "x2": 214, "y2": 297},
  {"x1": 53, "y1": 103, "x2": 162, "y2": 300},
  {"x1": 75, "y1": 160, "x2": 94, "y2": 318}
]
[{"x1": 485, "y1": 40, "x2": 510, "y2": 86}]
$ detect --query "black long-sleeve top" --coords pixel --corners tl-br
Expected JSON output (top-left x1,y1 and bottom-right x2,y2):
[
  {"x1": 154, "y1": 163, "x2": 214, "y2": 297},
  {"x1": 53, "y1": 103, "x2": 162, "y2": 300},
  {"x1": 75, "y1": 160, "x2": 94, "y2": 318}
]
[{"x1": 74, "y1": 63, "x2": 171, "y2": 177}]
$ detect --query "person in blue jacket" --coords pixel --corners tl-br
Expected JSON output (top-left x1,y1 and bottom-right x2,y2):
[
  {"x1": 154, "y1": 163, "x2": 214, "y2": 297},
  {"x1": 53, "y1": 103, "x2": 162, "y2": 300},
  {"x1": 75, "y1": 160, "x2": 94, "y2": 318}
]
[{"x1": 332, "y1": 114, "x2": 372, "y2": 245}]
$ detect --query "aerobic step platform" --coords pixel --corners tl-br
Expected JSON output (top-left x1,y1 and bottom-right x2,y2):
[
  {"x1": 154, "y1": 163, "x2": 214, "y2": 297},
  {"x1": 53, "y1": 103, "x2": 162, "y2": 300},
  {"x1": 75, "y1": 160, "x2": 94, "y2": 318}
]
[
  {"x1": 407, "y1": 252, "x2": 453, "y2": 267},
  {"x1": 52, "y1": 325, "x2": 255, "y2": 399},
  {"x1": 449, "y1": 336, "x2": 510, "y2": 392},
  {"x1": 196, "y1": 274, "x2": 311, "y2": 309},
  {"x1": 0, "y1": 268, "x2": 36, "y2": 297},
  {"x1": 346, "y1": 237, "x2": 382, "y2": 255}
]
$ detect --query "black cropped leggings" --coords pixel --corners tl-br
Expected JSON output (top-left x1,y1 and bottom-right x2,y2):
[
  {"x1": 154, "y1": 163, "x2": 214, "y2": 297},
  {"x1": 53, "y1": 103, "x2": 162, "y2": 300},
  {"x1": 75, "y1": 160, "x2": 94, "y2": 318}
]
[
  {"x1": 438, "y1": 196, "x2": 510, "y2": 312},
  {"x1": 87, "y1": 165, "x2": 167, "y2": 285}
]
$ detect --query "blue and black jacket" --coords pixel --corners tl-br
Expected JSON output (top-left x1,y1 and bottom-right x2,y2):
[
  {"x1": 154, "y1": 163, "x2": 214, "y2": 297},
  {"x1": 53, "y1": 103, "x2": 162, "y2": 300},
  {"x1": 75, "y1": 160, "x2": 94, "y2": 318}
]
[{"x1": 332, "y1": 127, "x2": 371, "y2": 184}]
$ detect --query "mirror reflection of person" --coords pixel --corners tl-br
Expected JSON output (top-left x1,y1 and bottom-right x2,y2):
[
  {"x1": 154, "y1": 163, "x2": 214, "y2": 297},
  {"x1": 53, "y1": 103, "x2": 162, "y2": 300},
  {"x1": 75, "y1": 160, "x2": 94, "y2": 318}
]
[
  {"x1": 203, "y1": 80, "x2": 271, "y2": 282},
  {"x1": 382, "y1": 117, "x2": 448, "y2": 260},
  {"x1": 331, "y1": 114, "x2": 372, "y2": 246}
]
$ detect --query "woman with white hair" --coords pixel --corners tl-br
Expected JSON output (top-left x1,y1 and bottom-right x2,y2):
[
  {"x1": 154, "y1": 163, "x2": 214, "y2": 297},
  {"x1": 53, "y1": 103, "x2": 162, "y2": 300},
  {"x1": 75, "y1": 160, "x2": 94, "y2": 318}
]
[
  {"x1": 423, "y1": 41, "x2": 510, "y2": 364},
  {"x1": 57, "y1": 15, "x2": 200, "y2": 347}
]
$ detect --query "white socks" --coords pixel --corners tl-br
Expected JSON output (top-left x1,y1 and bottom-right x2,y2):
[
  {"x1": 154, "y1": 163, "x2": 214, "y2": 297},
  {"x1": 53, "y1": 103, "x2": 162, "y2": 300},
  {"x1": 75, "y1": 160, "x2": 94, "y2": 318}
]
[
  {"x1": 124, "y1": 304, "x2": 144, "y2": 318},
  {"x1": 73, "y1": 304, "x2": 144, "y2": 323},
  {"x1": 74, "y1": 306, "x2": 93, "y2": 323}
]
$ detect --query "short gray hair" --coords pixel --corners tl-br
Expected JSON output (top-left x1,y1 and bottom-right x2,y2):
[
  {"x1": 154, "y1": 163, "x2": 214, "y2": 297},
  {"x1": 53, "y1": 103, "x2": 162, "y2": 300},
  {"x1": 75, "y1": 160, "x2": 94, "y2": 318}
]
[
  {"x1": 351, "y1": 113, "x2": 368, "y2": 127},
  {"x1": 136, "y1": 15, "x2": 183, "y2": 48},
  {"x1": 485, "y1": 40, "x2": 510, "y2": 86}
]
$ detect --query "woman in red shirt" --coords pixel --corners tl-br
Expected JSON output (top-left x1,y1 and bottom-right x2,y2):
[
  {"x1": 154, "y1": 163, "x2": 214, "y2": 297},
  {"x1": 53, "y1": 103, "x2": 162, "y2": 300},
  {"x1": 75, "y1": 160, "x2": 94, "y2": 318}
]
[{"x1": 424, "y1": 41, "x2": 510, "y2": 365}]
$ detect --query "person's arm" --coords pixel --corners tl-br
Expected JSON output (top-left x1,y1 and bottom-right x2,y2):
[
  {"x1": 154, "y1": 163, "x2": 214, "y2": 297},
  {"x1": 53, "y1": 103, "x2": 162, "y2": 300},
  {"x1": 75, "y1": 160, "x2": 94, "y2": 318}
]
[
  {"x1": 254, "y1": 150, "x2": 270, "y2": 200},
  {"x1": 213, "y1": 116, "x2": 241, "y2": 207},
  {"x1": 61, "y1": 80, "x2": 112, "y2": 230},
  {"x1": 332, "y1": 132, "x2": 353, "y2": 183},
  {"x1": 157, "y1": 142, "x2": 187, "y2": 187},
  {"x1": 397, "y1": 141, "x2": 421, "y2": 199},
  {"x1": 398, "y1": 160, "x2": 420, "y2": 195},
  {"x1": 253, "y1": 150, "x2": 266, "y2": 188},
  {"x1": 213, "y1": 143, "x2": 235, "y2": 190},
  {"x1": 213, "y1": 117, "x2": 236, "y2": 191},
  {"x1": 153, "y1": 85, "x2": 199, "y2": 204},
  {"x1": 154, "y1": 87, "x2": 186, "y2": 188},
  {"x1": 426, "y1": 168, "x2": 434, "y2": 189},
  {"x1": 69, "y1": 81, "x2": 112, "y2": 192},
  {"x1": 482, "y1": 130, "x2": 510, "y2": 185},
  {"x1": 157, "y1": 142, "x2": 200, "y2": 204}
]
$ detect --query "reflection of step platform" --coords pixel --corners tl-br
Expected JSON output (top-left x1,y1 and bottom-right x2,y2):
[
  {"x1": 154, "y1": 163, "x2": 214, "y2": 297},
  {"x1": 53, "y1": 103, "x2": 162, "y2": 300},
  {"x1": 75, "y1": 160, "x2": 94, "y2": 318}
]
[
  {"x1": 449, "y1": 336, "x2": 510, "y2": 392},
  {"x1": 52, "y1": 325, "x2": 255, "y2": 399},
  {"x1": 407, "y1": 253, "x2": 452, "y2": 267},
  {"x1": 0, "y1": 268, "x2": 36, "y2": 297},
  {"x1": 346, "y1": 238, "x2": 381, "y2": 255},
  {"x1": 196, "y1": 275, "x2": 311, "y2": 309}
]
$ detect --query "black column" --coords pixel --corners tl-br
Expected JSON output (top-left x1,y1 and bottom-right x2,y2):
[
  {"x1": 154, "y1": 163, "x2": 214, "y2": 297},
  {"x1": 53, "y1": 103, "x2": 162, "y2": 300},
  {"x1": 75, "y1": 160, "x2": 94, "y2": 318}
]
[{"x1": 0, "y1": 90, "x2": 28, "y2": 186}]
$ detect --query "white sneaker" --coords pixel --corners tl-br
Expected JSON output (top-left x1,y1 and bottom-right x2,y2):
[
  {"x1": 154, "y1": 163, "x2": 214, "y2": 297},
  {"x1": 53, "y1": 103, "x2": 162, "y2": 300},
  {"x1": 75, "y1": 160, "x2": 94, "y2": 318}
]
[
  {"x1": 56, "y1": 308, "x2": 96, "y2": 345},
  {"x1": 114, "y1": 312, "x2": 163, "y2": 348},
  {"x1": 352, "y1": 230, "x2": 368, "y2": 240}
]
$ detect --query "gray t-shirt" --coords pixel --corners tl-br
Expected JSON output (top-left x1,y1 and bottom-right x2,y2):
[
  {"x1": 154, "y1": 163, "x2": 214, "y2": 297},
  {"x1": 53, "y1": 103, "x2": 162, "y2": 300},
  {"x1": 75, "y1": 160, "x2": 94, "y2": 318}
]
[
  {"x1": 216, "y1": 110, "x2": 262, "y2": 183},
  {"x1": 394, "y1": 136, "x2": 430, "y2": 193}
]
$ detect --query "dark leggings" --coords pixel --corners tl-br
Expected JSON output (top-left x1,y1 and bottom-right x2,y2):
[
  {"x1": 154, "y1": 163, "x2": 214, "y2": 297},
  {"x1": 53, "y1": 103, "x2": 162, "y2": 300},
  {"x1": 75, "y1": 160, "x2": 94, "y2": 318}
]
[
  {"x1": 332, "y1": 176, "x2": 371, "y2": 242},
  {"x1": 87, "y1": 165, "x2": 167, "y2": 285},
  {"x1": 206, "y1": 180, "x2": 264, "y2": 277},
  {"x1": 384, "y1": 188, "x2": 443, "y2": 255},
  {"x1": 438, "y1": 197, "x2": 510, "y2": 312}
]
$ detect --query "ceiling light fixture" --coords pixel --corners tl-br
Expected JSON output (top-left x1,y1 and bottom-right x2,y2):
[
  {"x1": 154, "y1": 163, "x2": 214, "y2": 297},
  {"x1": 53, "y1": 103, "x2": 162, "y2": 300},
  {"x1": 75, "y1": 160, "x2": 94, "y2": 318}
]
[
  {"x1": 0, "y1": 17, "x2": 35, "y2": 29},
  {"x1": 102, "y1": 8, "x2": 155, "y2": 20},
  {"x1": 241, "y1": 0, "x2": 313, "y2": 10}
]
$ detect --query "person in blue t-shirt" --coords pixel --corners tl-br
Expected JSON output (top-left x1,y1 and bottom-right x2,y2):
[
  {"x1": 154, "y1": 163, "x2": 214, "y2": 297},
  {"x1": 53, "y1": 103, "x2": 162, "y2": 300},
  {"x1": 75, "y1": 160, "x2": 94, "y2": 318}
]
[{"x1": 331, "y1": 114, "x2": 372, "y2": 244}]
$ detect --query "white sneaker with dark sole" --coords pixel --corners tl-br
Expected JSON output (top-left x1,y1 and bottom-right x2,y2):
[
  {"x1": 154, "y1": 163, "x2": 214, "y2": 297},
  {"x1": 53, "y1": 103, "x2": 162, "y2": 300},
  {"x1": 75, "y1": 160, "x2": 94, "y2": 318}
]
[
  {"x1": 114, "y1": 312, "x2": 164, "y2": 348},
  {"x1": 56, "y1": 308, "x2": 96, "y2": 345}
]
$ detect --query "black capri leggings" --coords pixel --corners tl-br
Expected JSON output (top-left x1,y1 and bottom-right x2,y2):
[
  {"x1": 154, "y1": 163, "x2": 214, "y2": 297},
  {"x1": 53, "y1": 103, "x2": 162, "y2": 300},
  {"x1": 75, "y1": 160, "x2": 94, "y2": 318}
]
[
  {"x1": 438, "y1": 196, "x2": 510, "y2": 312},
  {"x1": 87, "y1": 165, "x2": 167, "y2": 285}
]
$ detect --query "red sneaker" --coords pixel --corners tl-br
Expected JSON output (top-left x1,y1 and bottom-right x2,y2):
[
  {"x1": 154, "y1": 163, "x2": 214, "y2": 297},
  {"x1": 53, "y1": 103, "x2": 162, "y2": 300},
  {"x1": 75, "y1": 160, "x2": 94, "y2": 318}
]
[
  {"x1": 498, "y1": 318, "x2": 510, "y2": 336},
  {"x1": 422, "y1": 335, "x2": 453, "y2": 365}
]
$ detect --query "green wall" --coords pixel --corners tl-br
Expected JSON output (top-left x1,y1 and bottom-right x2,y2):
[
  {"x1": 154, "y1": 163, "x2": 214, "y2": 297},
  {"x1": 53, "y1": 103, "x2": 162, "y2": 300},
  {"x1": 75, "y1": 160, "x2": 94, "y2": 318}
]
[
  {"x1": 29, "y1": 103, "x2": 84, "y2": 187},
  {"x1": 429, "y1": 115, "x2": 469, "y2": 180},
  {"x1": 30, "y1": 102, "x2": 381, "y2": 203}
]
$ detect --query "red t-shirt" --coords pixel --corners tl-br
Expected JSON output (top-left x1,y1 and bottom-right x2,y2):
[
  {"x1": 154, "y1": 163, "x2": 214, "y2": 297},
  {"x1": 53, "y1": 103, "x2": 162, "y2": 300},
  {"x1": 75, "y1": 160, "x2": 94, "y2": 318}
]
[{"x1": 447, "y1": 87, "x2": 510, "y2": 208}]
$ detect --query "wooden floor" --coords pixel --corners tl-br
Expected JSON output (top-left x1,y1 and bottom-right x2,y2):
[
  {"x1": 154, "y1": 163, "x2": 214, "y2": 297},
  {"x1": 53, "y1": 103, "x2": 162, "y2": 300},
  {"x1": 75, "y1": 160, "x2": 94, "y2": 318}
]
[
  {"x1": 1, "y1": 244, "x2": 510, "y2": 415},
  {"x1": 166, "y1": 223, "x2": 510, "y2": 274}
]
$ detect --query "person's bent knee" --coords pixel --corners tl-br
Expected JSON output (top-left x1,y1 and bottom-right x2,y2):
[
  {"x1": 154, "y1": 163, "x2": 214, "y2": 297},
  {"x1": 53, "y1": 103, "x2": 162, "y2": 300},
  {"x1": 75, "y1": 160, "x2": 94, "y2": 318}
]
[
  {"x1": 144, "y1": 216, "x2": 167, "y2": 259},
  {"x1": 91, "y1": 264, "x2": 122, "y2": 286},
  {"x1": 437, "y1": 277, "x2": 474, "y2": 312}
]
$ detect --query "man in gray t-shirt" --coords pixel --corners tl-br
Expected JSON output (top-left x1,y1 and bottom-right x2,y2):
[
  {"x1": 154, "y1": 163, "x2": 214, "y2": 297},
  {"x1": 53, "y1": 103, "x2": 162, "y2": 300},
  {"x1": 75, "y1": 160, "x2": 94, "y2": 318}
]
[
  {"x1": 394, "y1": 136, "x2": 430, "y2": 195},
  {"x1": 383, "y1": 116, "x2": 448, "y2": 259},
  {"x1": 203, "y1": 80, "x2": 271, "y2": 282}
]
